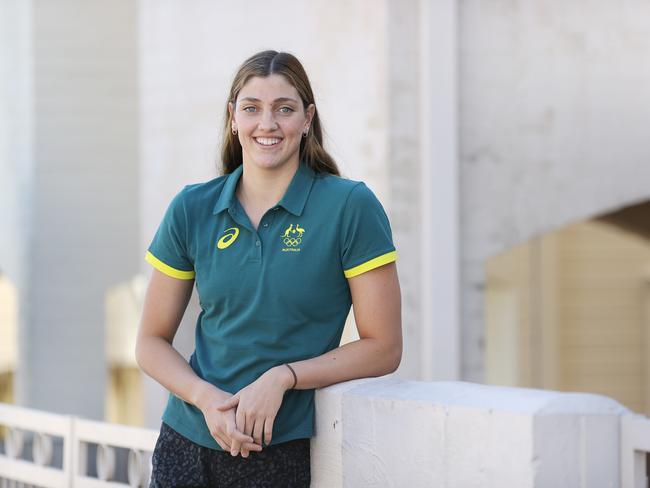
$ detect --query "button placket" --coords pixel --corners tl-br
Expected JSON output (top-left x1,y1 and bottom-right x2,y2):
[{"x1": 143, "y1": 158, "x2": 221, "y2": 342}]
[
  {"x1": 250, "y1": 207, "x2": 277, "y2": 263},
  {"x1": 258, "y1": 208, "x2": 276, "y2": 237},
  {"x1": 228, "y1": 206, "x2": 261, "y2": 263}
]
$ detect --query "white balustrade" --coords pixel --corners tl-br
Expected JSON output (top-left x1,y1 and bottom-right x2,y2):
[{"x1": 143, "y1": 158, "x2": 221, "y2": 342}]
[
  {"x1": 0, "y1": 404, "x2": 157, "y2": 488},
  {"x1": 33, "y1": 432, "x2": 54, "y2": 467},
  {"x1": 2, "y1": 379, "x2": 650, "y2": 487}
]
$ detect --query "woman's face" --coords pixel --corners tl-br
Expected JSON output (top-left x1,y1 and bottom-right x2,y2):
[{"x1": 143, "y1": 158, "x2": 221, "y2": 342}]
[{"x1": 229, "y1": 74, "x2": 314, "y2": 172}]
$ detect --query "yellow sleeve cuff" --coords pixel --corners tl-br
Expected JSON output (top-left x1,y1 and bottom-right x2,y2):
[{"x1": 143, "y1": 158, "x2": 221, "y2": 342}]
[
  {"x1": 344, "y1": 250, "x2": 397, "y2": 278},
  {"x1": 145, "y1": 251, "x2": 195, "y2": 280}
]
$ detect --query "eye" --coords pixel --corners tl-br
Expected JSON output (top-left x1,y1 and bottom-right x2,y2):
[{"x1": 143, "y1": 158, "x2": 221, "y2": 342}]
[
  {"x1": 279, "y1": 106, "x2": 294, "y2": 113},
  {"x1": 242, "y1": 106, "x2": 256, "y2": 113}
]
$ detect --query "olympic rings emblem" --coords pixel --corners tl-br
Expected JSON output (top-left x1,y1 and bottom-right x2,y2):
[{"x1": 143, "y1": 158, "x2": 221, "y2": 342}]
[{"x1": 283, "y1": 237, "x2": 302, "y2": 247}]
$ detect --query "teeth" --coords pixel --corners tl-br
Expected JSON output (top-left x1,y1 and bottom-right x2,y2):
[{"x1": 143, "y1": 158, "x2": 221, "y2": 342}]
[{"x1": 256, "y1": 137, "x2": 281, "y2": 146}]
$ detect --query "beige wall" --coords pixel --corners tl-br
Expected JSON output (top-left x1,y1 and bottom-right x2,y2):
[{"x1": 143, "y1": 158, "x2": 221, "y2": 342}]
[
  {"x1": 558, "y1": 221, "x2": 650, "y2": 414},
  {"x1": 486, "y1": 219, "x2": 650, "y2": 415}
]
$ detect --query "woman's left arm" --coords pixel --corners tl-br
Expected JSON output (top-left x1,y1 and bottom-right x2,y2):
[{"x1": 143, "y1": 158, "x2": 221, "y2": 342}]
[
  {"x1": 217, "y1": 262, "x2": 402, "y2": 450},
  {"x1": 282, "y1": 261, "x2": 403, "y2": 388}
]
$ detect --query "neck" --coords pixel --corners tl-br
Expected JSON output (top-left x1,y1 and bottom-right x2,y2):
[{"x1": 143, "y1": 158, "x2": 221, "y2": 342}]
[{"x1": 237, "y1": 159, "x2": 300, "y2": 209}]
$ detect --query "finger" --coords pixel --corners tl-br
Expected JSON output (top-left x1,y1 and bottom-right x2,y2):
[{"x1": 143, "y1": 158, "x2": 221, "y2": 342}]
[
  {"x1": 263, "y1": 417, "x2": 274, "y2": 446},
  {"x1": 214, "y1": 434, "x2": 231, "y2": 451},
  {"x1": 227, "y1": 421, "x2": 252, "y2": 457},
  {"x1": 210, "y1": 426, "x2": 231, "y2": 450},
  {"x1": 241, "y1": 439, "x2": 263, "y2": 458},
  {"x1": 245, "y1": 416, "x2": 255, "y2": 439},
  {"x1": 252, "y1": 417, "x2": 264, "y2": 446},
  {"x1": 245, "y1": 441, "x2": 263, "y2": 452},
  {"x1": 230, "y1": 434, "x2": 242, "y2": 457},
  {"x1": 216, "y1": 396, "x2": 239, "y2": 411},
  {"x1": 226, "y1": 421, "x2": 263, "y2": 456},
  {"x1": 210, "y1": 427, "x2": 231, "y2": 451},
  {"x1": 230, "y1": 427, "x2": 254, "y2": 444},
  {"x1": 236, "y1": 405, "x2": 246, "y2": 435}
]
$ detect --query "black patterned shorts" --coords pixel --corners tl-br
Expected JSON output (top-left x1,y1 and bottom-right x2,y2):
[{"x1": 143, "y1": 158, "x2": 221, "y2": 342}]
[{"x1": 149, "y1": 422, "x2": 311, "y2": 487}]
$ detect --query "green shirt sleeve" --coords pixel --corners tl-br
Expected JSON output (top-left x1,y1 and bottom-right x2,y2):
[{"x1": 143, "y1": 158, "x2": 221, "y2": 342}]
[
  {"x1": 340, "y1": 182, "x2": 397, "y2": 278},
  {"x1": 144, "y1": 187, "x2": 195, "y2": 280}
]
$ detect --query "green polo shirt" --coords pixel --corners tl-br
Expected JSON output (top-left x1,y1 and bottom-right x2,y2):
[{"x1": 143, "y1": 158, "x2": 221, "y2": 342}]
[{"x1": 144, "y1": 160, "x2": 397, "y2": 451}]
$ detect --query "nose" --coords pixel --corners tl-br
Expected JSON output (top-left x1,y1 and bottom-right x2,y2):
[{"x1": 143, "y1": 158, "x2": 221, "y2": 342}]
[{"x1": 258, "y1": 109, "x2": 278, "y2": 131}]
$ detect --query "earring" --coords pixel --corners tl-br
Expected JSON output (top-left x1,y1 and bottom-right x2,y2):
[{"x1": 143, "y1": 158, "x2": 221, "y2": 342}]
[
  {"x1": 232, "y1": 127, "x2": 237, "y2": 135},
  {"x1": 303, "y1": 128, "x2": 309, "y2": 138}
]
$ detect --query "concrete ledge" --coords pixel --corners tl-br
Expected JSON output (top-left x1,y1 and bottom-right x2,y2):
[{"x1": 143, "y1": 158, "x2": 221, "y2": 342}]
[{"x1": 312, "y1": 377, "x2": 635, "y2": 488}]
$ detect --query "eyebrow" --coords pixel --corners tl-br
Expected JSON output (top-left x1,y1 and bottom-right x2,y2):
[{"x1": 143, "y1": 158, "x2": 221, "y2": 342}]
[{"x1": 238, "y1": 97, "x2": 300, "y2": 104}]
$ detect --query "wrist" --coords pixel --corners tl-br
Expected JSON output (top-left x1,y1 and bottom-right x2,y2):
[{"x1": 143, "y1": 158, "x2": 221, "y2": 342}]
[
  {"x1": 192, "y1": 380, "x2": 228, "y2": 412},
  {"x1": 272, "y1": 364, "x2": 296, "y2": 391}
]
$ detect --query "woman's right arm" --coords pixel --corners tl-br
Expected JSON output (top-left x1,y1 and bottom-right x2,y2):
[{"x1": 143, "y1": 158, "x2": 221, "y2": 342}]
[
  {"x1": 135, "y1": 268, "x2": 261, "y2": 455},
  {"x1": 135, "y1": 268, "x2": 216, "y2": 408}
]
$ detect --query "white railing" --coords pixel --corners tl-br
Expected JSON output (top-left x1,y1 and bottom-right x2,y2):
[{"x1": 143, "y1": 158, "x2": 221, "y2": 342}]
[
  {"x1": 0, "y1": 403, "x2": 157, "y2": 488},
  {"x1": 2, "y1": 379, "x2": 650, "y2": 487}
]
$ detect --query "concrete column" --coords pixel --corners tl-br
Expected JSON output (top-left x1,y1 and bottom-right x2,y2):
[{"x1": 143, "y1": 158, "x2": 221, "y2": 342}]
[
  {"x1": 0, "y1": 0, "x2": 34, "y2": 406},
  {"x1": 417, "y1": 0, "x2": 461, "y2": 381},
  {"x1": 22, "y1": 0, "x2": 139, "y2": 418}
]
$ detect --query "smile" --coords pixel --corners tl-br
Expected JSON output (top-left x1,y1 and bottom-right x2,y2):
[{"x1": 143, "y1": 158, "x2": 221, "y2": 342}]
[{"x1": 254, "y1": 137, "x2": 282, "y2": 147}]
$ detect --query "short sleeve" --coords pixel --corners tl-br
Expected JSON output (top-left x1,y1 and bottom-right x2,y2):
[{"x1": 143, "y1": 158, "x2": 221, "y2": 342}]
[
  {"x1": 144, "y1": 187, "x2": 195, "y2": 280},
  {"x1": 340, "y1": 182, "x2": 397, "y2": 278}
]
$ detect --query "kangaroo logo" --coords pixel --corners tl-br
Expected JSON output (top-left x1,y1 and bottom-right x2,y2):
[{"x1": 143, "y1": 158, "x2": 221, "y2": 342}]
[
  {"x1": 217, "y1": 227, "x2": 239, "y2": 250},
  {"x1": 281, "y1": 223, "x2": 305, "y2": 252}
]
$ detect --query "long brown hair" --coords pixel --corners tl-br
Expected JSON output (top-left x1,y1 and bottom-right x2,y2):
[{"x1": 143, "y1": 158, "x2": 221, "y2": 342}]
[{"x1": 220, "y1": 50, "x2": 340, "y2": 176}]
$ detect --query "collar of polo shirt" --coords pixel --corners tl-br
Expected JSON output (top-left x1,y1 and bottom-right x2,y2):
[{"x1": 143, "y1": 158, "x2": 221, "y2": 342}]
[{"x1": 212, "y1": 160, "x2": 316, "y2": 217}]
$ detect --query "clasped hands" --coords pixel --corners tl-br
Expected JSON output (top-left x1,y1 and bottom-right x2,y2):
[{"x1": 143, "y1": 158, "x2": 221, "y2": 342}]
[{"x1": 201, "y1": 365, "x2": 293, "y2": 458}]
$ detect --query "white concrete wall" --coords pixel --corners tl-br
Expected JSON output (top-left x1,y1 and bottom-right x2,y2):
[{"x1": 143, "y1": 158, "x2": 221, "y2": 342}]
[
  {"x1": 20, "y1": 0, "x2": 140, "y2": 417},
  {"x1": 385, "y1": 0, "x2": 424, "y2": 382},
  {"x1": 459, "y1": 0, "x2": 650, "y2": 382},
  {"x1": 0, "y1": 0, "x2": 32, "y2": 285},
  {"x1": 313, "y1": 377, "x2": 632, "y2": 487},
  {"x1": 0, "y1": 0, "x2": 34, "y2": 403}
]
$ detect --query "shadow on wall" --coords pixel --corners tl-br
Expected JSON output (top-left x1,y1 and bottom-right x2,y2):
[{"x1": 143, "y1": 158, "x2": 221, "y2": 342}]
[{"x1": 484, "y1": 200, "x2": 650, "y2": 417}]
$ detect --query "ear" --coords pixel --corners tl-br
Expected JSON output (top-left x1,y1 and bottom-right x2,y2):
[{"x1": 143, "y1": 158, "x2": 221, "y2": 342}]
[
  {"x1": 305, "y1": 103, "x2": 316, "y2": 127},
  {"x1": 228, "y1": 102, "x2": 237, "y2": 131}
]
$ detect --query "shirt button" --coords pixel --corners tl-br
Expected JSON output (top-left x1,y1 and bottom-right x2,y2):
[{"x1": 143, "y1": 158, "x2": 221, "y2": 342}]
[
  {"x1": 255, "y1": 240, "x2": 261, "y2": 247},
  {"x1": 263, "y1": 223, "x2": 269, "y2": 227}
]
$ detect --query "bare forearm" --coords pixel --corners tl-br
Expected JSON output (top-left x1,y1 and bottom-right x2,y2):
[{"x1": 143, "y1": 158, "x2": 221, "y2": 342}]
[
  {"x1": 274, "y1": 337, "x2": 401, "y2": 391},
  {"x1": 136, "y1": 336, "x2": 227, "y2": 410}
]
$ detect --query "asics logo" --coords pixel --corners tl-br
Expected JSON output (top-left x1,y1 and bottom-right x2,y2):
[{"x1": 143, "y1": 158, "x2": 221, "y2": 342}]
[{"x1": 217, "y1": 227, "x2": 239, "y2": 250}]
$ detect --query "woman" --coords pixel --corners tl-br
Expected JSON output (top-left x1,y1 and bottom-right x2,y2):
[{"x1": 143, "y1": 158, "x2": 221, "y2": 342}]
[{"x1": 136, "y1": 50, "x2": 402, "y2": 487}]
